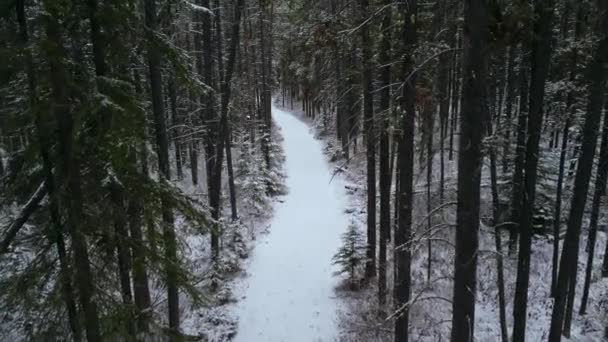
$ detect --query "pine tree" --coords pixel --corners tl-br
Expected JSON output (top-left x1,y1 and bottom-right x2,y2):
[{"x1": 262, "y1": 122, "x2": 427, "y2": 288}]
[
  {"x1": 332, "y1": 221, "x2": 366, "y2": 290},
  {"x1": 394, "y1": 1, "x2": 417, "y2": 341},
  {"x1": 450, "y1": 0, "x2": 487, "y2": 340}
]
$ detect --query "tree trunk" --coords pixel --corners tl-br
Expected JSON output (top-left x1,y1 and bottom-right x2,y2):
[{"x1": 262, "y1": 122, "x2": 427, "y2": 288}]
[
  {"x1": 549, "y1": 3, "x2": 608, "y2": 339},
  {"x1": 512, "y1": 0, "x2": 556, "y2": 340},
  {"x1": 127, "y1": 184, "x2": 152, "y2": 331},
  {"x1": 394, "y1": 2, "x2": 417, "y2": 341},
  {"x1": 360, "y1": 0, "x2": 376, "y2": 280},
  {"x1": 200, "y1": 0, "x2": 217, "y2": 201},
  {"x1": 210, "y1": 0, "x2": 246, "y2": 259},
  {"x1": 214, "y1": 0, "x2": 238, "y2": 222},
  {"x1": 258, "y1": 0, "x2": 272, "y2": 170},
  {"x1": 110, "y1": 188, "x2": 136, "y2": 338},
  {"x1": 168, "y1": 76, "x2": 183, "y2": 180},
  {"x1": 508, "y1": 45, "x2": 529, "y2": 253},
  {"x1": 485, "y1": 99, "x2": 509, "y2": 342},
  {"x1": 377, "y1": 0, "x2": 392, "y2": 308},
  {"x1": 225, "y1": 130, "x2": 238, "y2": 221},
  {"x1": 448, "y1": 29, "x2": 461, "y2": 162},
  {"x1": 424, "y1": 100, "x2": 434, "y2": 283},
  {"x1": 143, "y1": 0, "x2": 180, "y2": 336},
  {"x1": 438, "y1": 6, "x2": 452, "y2": 204},
  {"x1": 450, "y1": 0, "x2": 487, "y2": 340},
  {"x1": 190, "y1": 142, "x2": 199, "y2": 185},
  {"x1": 552, "y1": 2, "x2": 584, "y2": 296},
  {"x1": 501, "y1": 45, "x2": 517, "y2": 173}
]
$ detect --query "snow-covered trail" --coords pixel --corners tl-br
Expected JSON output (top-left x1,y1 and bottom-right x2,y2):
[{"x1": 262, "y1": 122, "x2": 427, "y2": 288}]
[{"x1": 233, "y1": 103, "x2": 349, "y2": 342}]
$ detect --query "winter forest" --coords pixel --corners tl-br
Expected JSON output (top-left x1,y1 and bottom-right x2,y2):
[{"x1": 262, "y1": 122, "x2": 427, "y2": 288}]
[{"x1": 0, "y1": 0, "x2": 608, "y2": 341}]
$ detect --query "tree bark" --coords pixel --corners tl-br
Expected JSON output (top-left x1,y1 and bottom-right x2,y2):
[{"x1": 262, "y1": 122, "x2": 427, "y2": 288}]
[
  {"x1": 168, "y1": 77, "x2": 183, "y2": 180},
  {"x1": 110, "y1": 188, "x2": 136, "y2": 338},
  {"x1": 200, "y1": 0, "x2": 217, "y2": 200},
  {"x1": 501, "y1": 44, "x2": 517, "y2": 173},
  {"x1": 360, "y1": 0, "x2": 376, "y2": 280},
  {"x1": 127, "y1": 184, "x2": 152, "y2": 331},
  {"x1": 508, "y1": 45, "x2": 529, "y2": 253},
  {"x1": 448, "y1": 28, "x2": 461, "y2": 162},
  {"x1": 485, "y1": 96, "x2": 509, "y2": 342},
  {"x1": 378, "y1": 0, "x2": 392, "y2": 308},
  {"x1": 394, "y1": 1, "x2": 416, "y2": 341},
  {"x1": 450, "y1": 0, "x2": 486, "y2": 340}
]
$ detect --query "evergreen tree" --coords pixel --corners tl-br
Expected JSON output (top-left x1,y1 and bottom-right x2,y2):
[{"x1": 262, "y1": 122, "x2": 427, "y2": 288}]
[{"x1": 332, "y1": 221, "x2": 366, "y2": 290}]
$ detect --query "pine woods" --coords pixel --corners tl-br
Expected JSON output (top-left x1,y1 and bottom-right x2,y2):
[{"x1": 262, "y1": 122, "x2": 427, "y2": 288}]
[{"x1": 1, "y1": 0, "x2": 608, "y2": 341}]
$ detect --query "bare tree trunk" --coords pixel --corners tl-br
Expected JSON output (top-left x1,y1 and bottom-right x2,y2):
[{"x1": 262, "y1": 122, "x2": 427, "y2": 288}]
[
  {"x1": 168, "y1": 77, "x2": 183, "y2": 180},
  {"x1": 424, "y1": 100, "x2": 433, "y2": 283},
  {"x1": 377, "y1": 0, "x2": 392, "y2": 308},
  {"x1": 360, "y1": 0, "x2": 376, "y2": 280},
  {"x1": 127, "y1": 183, "x2": 152, "y2": 331},
  {"x1": 438, "y1": 4, "x2": 453, "y2": 204},
  {"x1": 485, "y1": 102, "x2": 509, "y2": 342},
  {"x1": 394, "y1": 2, "x2": 417, "y2": 341},
  {"x1": 508, "y1": 46, "x2": 529, "y2": 254},
  {"x1": 450, "y1": 0, "x2": 487, "y2": 340},
  {"x1": 448, "y1": 29, "x2": 461, "y2": 162},
  {"x1": 502, "y1": 45, "x2": 517, "y2": 174},
  {"x1": 110, "y1": 188, "x2": 136, "y2": 338}
]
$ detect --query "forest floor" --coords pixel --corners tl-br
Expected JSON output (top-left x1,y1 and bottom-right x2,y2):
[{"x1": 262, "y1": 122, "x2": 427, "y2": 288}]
[{"x1": 276, "y1": 97, "x2": 608, "y2": 341}]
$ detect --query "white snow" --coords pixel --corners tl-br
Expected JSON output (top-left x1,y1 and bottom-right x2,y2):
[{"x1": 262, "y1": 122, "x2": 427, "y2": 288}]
[{"x1": 232, "y1": 103, "x2": 349, "y2": 342}]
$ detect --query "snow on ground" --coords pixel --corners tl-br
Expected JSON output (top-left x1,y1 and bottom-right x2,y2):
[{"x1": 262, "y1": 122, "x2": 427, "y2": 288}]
[{"x1": 231, "y1": 102, "x2": 349, "y2": 342}]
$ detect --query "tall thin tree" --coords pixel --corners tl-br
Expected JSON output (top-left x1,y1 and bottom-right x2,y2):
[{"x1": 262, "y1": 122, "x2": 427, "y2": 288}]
[
  {"x1": 360, "y1": 0, "x2": 377, "y2": 280},
  {"x1": 450, "y1": 0, "x2": 487, "y2": 340},
  {"x1": 394, "y1": 1, "x2": 417, "y2": 341},
  {"x1": 512, "y1": 0, "x2": 555, "y2": 339},
  {"x1": 377, "y1": 0, "x2": 392, "y2": 307}
]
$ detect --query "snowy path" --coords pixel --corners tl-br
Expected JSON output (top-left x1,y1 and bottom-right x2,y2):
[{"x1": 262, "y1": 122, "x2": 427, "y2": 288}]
[{"x1": 232, "y1": 103, "x2": 349, "y2": 342}]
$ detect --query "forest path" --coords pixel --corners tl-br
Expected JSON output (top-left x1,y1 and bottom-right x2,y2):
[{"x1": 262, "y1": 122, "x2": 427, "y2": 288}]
[{"x1": 232, "y1": 102, "x2": 349, "y2": 342}]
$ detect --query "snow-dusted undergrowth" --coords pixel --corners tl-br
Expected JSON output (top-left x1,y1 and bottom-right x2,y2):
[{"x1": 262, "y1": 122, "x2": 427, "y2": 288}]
[{"x1": 175, "y1": 117, "x2": 287, "y2": 341}]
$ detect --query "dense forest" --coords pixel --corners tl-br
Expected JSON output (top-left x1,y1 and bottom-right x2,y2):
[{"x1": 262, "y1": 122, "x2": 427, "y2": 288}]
[{"x1": 0, "y1": 0, "x2": 607, "y2": 341}]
